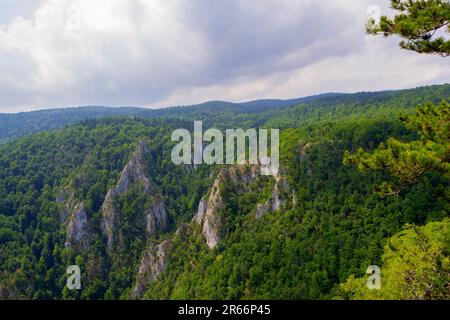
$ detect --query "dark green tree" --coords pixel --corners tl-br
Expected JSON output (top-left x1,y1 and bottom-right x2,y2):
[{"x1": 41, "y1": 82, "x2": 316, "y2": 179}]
[
  {"x1": 344, "y1": 100, "x2": 449, "y2": 195},
  {"x1": 340, "y1": 218, "x2": 450, "y2": 300},
  {"x1": 367, "y1": 0, "x2": 450, "y2": 56}
]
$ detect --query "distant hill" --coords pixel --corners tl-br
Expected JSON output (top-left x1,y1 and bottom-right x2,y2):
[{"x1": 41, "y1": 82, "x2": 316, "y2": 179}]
[
  {"x1": 0, "y1": 84, "x2": 448, "y2": 141},
  {"x1": 0, "y1": 83, "x2": 448, "y2": 300}
]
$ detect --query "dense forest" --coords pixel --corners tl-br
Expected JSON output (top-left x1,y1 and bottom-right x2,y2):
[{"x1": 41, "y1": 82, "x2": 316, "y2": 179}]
[
  {"x1": 0, "y1": 93, "x2": 339, "y2": 142},
  {"x1": 0, "y1": 86, "x2": 447, "y2": 142},
  {"x1": 0, "y1": 84, "x2": 448, "y2": 299}
]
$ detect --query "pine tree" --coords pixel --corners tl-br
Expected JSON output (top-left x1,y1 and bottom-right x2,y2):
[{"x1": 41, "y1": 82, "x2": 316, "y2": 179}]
[
  {"x1": 367, "y1": 0, "x2": 450, "y2": 56},
  {"x1": 347, "y1": 0, "x2": 450, "y2": 195},
  {"x1": 344, "y1": 100, "x2": 450, "y2": 196},
  {"x1": 340, "y1": 219, "x2": 450, "y2": 300}
]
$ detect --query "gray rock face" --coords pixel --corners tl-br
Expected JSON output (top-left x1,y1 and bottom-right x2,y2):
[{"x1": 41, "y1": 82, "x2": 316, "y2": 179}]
[
  {"x1": 100, "y1": 188, "x2": 116, "y2": 251},
  {"x1": 193, "y1": 172, "x2": 223, "y2": 249},
  {"x1": 193, "y1": 165, "x2": 261, "y2": 249},
  {"x1": 145, "y1": 199, "x2": 168, "y2": 237},
  {"x1": 271, "y1": 181, "x2": 285, "y2": 211},
  {"x1": 193, "y1": 198, "x2": 207, "y2": 225},
  {"x1": 56, "y1": 187, "x2": 76, "y2": 222},
  {"x1": 101, "y1": 140, "x2": 168, "y2": 251},
  {"x1": 255, "y1": 169, "x2": 293, "y2": 219},
  {"x1": 115, "y1": 141, "x2": 151, "y2": 194},
  {"x1": 65, "y1": 202, "x2": 91, "y2": 248},
  {"x1": 133, "y1": 240, "x2": 171, "y2": 298},
  {"x1": 299, "y1": 142, "x2": 312, "y2": 159},
  {"x1": 57, "y1": 186, "x2": 92, "y2": 248},
  {"x1": 292, "y1": 191, "x2": 297, "y2": 207},
  {"x1": 255, "y1": 203, "x2": 269, "y2": 219}
]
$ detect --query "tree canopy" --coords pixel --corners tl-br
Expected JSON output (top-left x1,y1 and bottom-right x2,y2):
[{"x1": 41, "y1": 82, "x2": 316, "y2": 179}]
[
  {"x1": 367, "y1": 0, "x2": 450, "y2": 56},
  {"x1": 344, "y1": 100, "x2": 449, "y2": 195}
]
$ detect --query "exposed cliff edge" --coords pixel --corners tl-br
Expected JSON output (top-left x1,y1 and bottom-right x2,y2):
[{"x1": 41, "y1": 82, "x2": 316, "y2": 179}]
[
  {"x1": 133, "y1": 239, "x2": 171, "y2": 298},
  {"x1": 193, "y1": 164, "x2": 295, "y2": 248},
  {"x1": 145, "y1": 198, "x2": 168, "y2": 237},
  {"x1": 57, "y1": 188, "x2": 92, "y2": 249},
  {"x1": 100, "y1": 140, "x2": 168, "y2": 251},
  {"x1": 132, "y1": 162, "x2": 295, "y2": 298},
  {"x1": 132, "y1": 222, "x2": 191, "y2": 299},
  {"x1": 193, "y1": 165, "x2": 260, "y2": 249},
  {"x1": 65, "y1": 202, "x2": 90, "y2": 247},
  {"x1": 255, "y1": 169, "x2": 292, "y2": 219}
]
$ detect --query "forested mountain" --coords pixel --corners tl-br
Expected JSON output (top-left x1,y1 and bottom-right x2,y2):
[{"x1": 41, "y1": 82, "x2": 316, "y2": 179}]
[
  {"x1": 0, "y1": 93, "x2": 335, "y2": 141},
  {"x1": 1, "y1": 85, "x2": 448, "y2": 142},
  {"x1": 0, "y1": 84, "x2": 448, "y2": 300}
]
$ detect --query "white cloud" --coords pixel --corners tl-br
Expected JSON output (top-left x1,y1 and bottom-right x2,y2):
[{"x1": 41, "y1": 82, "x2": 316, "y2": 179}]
[{"x1": 0, "y1": 0, "x2": 448, "y2": 112}]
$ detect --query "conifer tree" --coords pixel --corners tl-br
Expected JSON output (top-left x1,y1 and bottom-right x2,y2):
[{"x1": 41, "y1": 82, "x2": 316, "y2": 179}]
[
  {"x1": 367, "y1": 0, "x2": 450, "y2": 56},
  {"x1": 345, "y1": 0, "x2": 450, "y2": 195},
  {"x1": 344, "y1": 100, "x2": 449, "y2": 195}
]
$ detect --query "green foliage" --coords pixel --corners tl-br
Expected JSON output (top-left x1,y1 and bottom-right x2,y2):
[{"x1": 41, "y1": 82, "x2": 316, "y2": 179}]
[
  {"x1": 367, "y1": 0, "x2": 450, "y2": 56},
  {"x1": 344, "y1": 100, "x2": 449, "y2": 195},
  {"x1": 143, "y1": 123, "x2": 448, "y2": 300},
  {"x1": 340, "y1": 218, "x2": 449, "y2": 300},
  {"x1": 0, "y1": 86, "x2": 448, "y2": 300},
  {"x1": 1, "y1": 85, "x2": 449, "y2": 142}
]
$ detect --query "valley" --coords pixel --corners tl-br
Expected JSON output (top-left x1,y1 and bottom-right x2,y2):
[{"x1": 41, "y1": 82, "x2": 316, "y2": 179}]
[{"x1": 0, "y1": 85, "x2": 448, "y2": 300}]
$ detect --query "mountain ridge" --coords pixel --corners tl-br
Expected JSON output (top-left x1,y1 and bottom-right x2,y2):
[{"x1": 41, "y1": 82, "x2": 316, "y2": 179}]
[{"x1": 1, "y1": 84, "x2": 448, "y2": 142}]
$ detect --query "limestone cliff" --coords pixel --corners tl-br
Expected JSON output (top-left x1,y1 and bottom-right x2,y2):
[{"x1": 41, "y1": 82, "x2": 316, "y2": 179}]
[
  {"x1": 133, "y1": 163, "x2": 294, "y2": 297},
  {"x1": 145, "y1": 198, "x2": 168, "y2": 237},
  {"x1": 65, "y1": 202, "x2": 90, "y2": 248},
  {"x1": 255, "y1": 167, "x2": 294, "y2": 219},
  {"x1": 56, "y1": 187, "x2": 76, "y2": 223},
  {"x1": 193, "y1": 164, "x2": 260, "y2": 249},
  {"x1": 57, "y1": 187, "x2": 92, "y2": 248},
  {"x1": 201, "y1": 173, "x2": 223, "y2": 249},
  {"x1": 133, "y1": 240, "x2": 171, "y2": 298},
  {"x1": 100, "y1": 140, "x2": 168, "y2": 251},
  {"x1": 255, "y1": 178, "x2": 287, "y2": 219}
]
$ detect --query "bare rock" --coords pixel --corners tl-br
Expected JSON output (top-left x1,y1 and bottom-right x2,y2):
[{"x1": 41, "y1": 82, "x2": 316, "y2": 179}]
[
  {"x1": 255, "y1": 169, "x2": 291, "y2": 219},
  {"x1": 194, "y1": 164, "x2": 261, "y2": 249},
  {"x1": 101, "y1": 141, "x2": 150, "y2": 249},
  {"x1": 101, "y1": 140, "x2": 168, "y2": 251},
  {"x1": 193, "y1": 198, "x2": 207, "y2": 225},
  {"x1": 65, "y1": 202, "x2": 91, "y2": 248},
  {"x1": 145, "y1": 199, "x2": 168, "y2": 238},
  {"x1": 133, "y1": 240, "x2": 171, "y2": 298}
]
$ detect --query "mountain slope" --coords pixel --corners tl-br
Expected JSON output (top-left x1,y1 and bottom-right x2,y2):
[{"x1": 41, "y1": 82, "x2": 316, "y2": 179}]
[
  {"x1": 0, "y1": 85, "x2": 448, "y2": 300},
  {"x1": 1, "y1": 84, "x2": 448, "y2": 142}
]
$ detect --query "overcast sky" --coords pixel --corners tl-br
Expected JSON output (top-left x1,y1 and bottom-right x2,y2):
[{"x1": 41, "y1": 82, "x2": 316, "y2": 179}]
[{"x1": 0, "y1": 0, "x2": 449, "y2": 113}]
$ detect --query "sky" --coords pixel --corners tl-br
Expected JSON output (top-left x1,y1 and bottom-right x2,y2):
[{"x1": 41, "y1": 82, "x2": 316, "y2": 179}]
[{"x1": 0, "y1": 0, "x2": 449, "y2": 113}]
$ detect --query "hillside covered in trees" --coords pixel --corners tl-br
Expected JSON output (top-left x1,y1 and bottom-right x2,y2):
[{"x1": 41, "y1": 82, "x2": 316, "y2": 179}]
[
  {"x1": 1, "y1": 86, "x2": 447, "y2": 142},
  {"x1": 0, "y1": 84, "x2": 448, "y2": 300},
  {"x1": 0, "y1": 0, "x2": 449, "y2": 301}
]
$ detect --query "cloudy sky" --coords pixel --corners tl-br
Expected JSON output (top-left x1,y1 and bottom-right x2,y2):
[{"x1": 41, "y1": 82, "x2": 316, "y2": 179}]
[{"x1": 0, "y1": 0, "x2": 449, "y2": 113}]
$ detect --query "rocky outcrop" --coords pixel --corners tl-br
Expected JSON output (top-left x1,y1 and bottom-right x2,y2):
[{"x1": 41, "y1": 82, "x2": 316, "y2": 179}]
[
  {"x1": 101, "y1": 140, "x2": 168, "y2": 251},
  {"x1": 133, "y1": 240, "x2": 171, "y2": 298},
  {"x1": 255, "y1": 181, "x2": 286, "y2": 219},
  {"x1": 132, "y1": 161, "x2": 294, "y2": 297},
  {"x1": 56, "y1": 187, "x2": 76, "y2": 223},
  {"x1": 292, "y1": 191, "x2": 297, "y2": 207},
  {"x1": 57, "y1": 187, "x2": 92, "y2": 248},
  {"x1": 193, "y1": 173, "x2": 223, "y2": 249},
  {"x1": 193, "y1": 164, "x2": 261, "y2": 249},
  {"x1": 193, "y1": 198, "x2": 207, "y2": 225},
  {"x1": 299, "y1": 142, "x2": 312, "y2": 159},
  {"x1": 255, "y1": 169, "x2": 292, "y2": 219},
  {"x1": 145, "y1": 199, "x2": 168, "y2": 238},
  {"x1": 227, "y1": 164, "x2": 260, "y2": 187},
  {"x1": 65, "y1": 202, "x2": 91, "y2": 248},
  {"x1": 100, "y1": 188, "x2": 117, "y2": 251},
  {"x1": 115, "y1": 141, "x2": 151, "y2": 194},
  {"x1": 132, "y1": 222, "x2": 192, "y2": 299}
]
